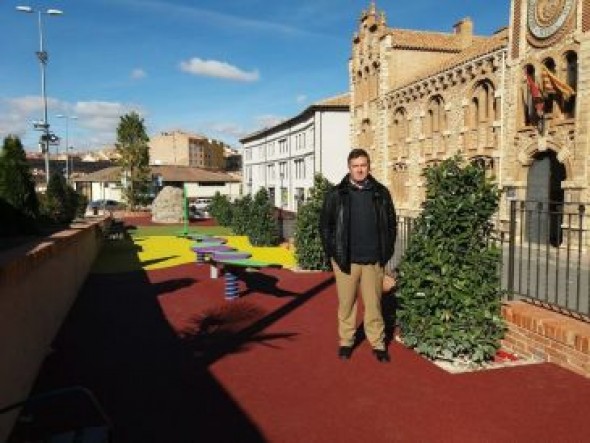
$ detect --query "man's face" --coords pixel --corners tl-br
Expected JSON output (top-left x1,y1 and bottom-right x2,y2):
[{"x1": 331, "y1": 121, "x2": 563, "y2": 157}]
[{"x1": 348, "y1": 155, "x2": 370, "y2": 183}]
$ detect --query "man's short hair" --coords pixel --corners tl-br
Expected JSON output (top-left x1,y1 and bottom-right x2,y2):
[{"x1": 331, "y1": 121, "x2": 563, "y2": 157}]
[{"x1": 348, "y1": 148, "x2": 370, "y2": 164}]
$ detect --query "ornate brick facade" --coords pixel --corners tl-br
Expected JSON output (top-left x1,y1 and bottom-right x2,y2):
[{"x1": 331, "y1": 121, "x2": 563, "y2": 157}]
[{"x1": 350, "y1": 0, "x2": 588, "y2": 230}]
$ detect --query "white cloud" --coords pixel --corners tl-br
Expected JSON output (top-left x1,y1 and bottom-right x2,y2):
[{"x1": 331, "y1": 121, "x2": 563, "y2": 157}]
[
  {"x1": 0, "y1": 96, "x2": 65, "y2": 142},
  {"x1": 296, "y1": 94, "x2": 307, "y2": 104},
  {"x1": 73, "y1": 101, "x2": 146, "y2": 145},
  {"x1": 179, "y1": 58, "x2": 259, "y2": 82},
  {"x1": 131, "y1": 68, "x2": 147, "y2": 79},
  {"x1": 0, "y1": 96, "x2": 145, "y2": 149}
]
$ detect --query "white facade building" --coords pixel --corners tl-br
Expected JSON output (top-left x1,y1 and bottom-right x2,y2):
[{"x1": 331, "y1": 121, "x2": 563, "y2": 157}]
[{"x1": 240, "y1": 93, "x2": 350, "y2": 212}]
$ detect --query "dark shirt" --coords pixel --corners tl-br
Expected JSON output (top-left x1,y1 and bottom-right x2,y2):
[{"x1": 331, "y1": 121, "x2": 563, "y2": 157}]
[{"x1": 349, "y1": 180, "x2": 379, "y2": 264}]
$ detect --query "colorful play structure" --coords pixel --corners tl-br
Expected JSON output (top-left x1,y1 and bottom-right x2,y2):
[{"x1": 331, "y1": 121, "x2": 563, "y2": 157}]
[{"x1": 189, "y1": 233, "x2": 282, "y2": 300}]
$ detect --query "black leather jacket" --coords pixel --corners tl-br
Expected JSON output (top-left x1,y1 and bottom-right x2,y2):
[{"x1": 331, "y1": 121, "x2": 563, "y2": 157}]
[{"x1": 320, "y1": 174, "x2": 396, "y2": 274}]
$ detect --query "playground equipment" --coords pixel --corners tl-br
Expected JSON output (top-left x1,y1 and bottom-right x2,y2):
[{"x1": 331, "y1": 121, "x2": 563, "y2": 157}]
[
  {"x1": 208, "y1": 257, "x2": 282, "y2": 300},
  {"x1": 189, "y1": 242, "x2": 281, "y2": 300}
]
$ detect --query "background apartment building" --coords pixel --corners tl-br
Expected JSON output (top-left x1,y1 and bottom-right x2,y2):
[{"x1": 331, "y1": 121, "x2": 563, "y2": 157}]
[
  {"x1": 149, "y1": 130, "x2": 227, "y2": 170},
  {"x1": 240, "y1": 94, "x2": 350, "y2": 212}
]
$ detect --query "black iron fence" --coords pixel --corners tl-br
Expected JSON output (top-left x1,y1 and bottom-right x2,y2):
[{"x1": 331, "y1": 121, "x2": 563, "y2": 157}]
[{"x1": 386, "y1": 202, "x2": 590, "y2": 318}]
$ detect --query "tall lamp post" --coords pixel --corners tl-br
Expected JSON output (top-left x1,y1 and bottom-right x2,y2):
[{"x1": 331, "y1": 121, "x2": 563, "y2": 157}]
[
  {"x1": 56, "y1": 114, "x2": 77, "y2": 181},
  {"x1": 17, "y1": 5, "x2": 63, "y2": 185}
]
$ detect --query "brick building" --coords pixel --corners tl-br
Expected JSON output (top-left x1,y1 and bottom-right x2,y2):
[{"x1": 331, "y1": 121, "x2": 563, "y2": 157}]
[
  {"x1": 350, "y1": 1, "x2": 587, "y2": 234},
  {"x1": 149, "y1": 130, "x2": 228, "y2": 170},
  {"x1": 351, "y1": 1, "x2": 590, "y2": 377}
]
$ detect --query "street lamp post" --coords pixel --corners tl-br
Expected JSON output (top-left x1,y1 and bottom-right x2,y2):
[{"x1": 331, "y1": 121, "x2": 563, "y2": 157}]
[
  {"x1": 17, "y1": 5, "x2": 63, "y2": 185},
  {"x1": 56, "y1": 114, "x2": 77, "y2": 181}
]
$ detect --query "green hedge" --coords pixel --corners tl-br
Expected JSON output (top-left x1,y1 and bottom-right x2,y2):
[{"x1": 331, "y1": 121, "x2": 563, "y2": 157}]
[
  {"x1": 397, "y1": 156, "x2": 505, "y2": 363},
  {"x1": 294, "y1": 174, "x2": 332, "y2": 271}
]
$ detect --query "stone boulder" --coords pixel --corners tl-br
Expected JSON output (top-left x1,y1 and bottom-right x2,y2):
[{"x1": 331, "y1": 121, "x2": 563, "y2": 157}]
[{"x1": 151, "y1": 186, "x2": 184, "y2": 223}]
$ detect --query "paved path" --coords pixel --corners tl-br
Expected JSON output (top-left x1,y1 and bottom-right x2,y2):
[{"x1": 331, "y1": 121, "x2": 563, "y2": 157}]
[{"x1": 17, "y1": 261, "x2": 590, "y2": 442}]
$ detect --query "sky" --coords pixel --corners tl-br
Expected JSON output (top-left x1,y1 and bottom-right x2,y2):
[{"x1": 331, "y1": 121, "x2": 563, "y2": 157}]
[{"x1": 1, "y1": 0, "x2": 510, "y2": 152}]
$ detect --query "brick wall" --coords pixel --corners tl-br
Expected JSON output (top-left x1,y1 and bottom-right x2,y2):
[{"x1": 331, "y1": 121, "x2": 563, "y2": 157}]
[
  {"x1": 0, "y1": 219, "x2": 107, "y2": 441},
  {"x1": 501, "y1": 301, "x2": 590, "y2": 377}
]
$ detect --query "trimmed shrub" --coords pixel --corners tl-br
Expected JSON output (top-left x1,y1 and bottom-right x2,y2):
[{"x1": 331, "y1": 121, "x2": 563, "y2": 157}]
[
  {"x1": 230, "y1": 195, "x2": 253, "y2": 236},
  {"x1": 396, "y1": 156, "x2": 505, "y2": 363},
  {"x1": 209, "y1": 192, "x2": 233, "y2": 226},
  {"x1": 40, "y1": 172, "x2": 78, "y2": 224},
  {"x1": 249, "y1": 188, "x2": 278, "y2": 246},
  {"x1": 294, "y1": 173, "x2": 333, "y2": 270}
]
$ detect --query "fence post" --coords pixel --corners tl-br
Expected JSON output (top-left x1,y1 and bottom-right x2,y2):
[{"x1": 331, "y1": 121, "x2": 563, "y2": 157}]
[{"x1": 507, "y1": 199, "x2": 516, "y2": 299}]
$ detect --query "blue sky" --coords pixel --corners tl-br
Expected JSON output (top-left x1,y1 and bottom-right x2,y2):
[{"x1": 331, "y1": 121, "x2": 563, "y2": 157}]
[{"x1": 2, "y1": 0, "x2": 510, "y2": 151}]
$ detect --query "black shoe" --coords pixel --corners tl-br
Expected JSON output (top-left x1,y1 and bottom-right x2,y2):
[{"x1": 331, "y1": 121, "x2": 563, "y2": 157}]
[
  {"x1": 338, "y1": 346, "x2": 353, "y2": 360},
  {"x1": 373, "y1": 349, "x2": 390, "y2": 363}
]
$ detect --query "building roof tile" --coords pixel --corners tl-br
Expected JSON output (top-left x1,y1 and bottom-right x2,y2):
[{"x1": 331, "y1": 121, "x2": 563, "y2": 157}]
[
  {"x1": 73, "y1": 165, "x2": 241, "y2": 183},
  {"x1": 395, "y1": 28, "x2": 508, "y2": 90}
]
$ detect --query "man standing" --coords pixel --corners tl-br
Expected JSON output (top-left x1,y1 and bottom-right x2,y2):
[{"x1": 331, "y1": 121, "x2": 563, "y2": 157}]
[{"x1": 320, "y1": 148, "x2": 396, "y2": 362}]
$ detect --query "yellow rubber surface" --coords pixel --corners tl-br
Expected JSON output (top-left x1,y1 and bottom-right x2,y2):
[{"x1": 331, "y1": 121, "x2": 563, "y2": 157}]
[{"x1": 92, "y1": 235, "x2": 296, "y2": 273}]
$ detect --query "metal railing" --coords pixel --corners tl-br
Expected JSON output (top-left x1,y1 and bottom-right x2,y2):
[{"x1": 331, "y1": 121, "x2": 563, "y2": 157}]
[{"x1": 386, "y1": 202, "x2": 590, "y2": 318}]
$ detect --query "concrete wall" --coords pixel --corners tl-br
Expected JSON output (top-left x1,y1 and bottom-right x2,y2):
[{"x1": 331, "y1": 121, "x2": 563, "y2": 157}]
[
  {"x1": 185, "y1": 181, "x2": 242, "y2": 201},
  {"x1": 317, "y1": 110, "x2": 351, "y2": 185},
  {"x1": 91, "y1": 181, "x2": 123, "y2": 203},
  {"x1": 0, "y1": 220, "x2": 106, "y2": 441}
]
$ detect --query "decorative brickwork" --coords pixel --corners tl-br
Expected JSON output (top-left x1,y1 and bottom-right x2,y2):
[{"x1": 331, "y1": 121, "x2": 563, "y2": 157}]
[
  {"x1": 501, "y1": 301, "x2": 590, "y2": 377},
  {"x1": 512, "y1": 0, "x2": 522, "y2": 59},
  {"x1": 349, "y1": 0, "x2": 590, "y2": 380}
]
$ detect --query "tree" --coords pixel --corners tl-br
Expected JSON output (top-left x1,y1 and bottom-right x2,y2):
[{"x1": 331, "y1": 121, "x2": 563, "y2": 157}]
[
  {"x1": 0, "y1": 135, "x2": 39, "y2": 221},
  {"x1": 209, "y1": 192, "x2": 233, "y2": 226},
  {"x1": 115, "y1": 111, "x2": 150, "y2": 210},
  {"x1": 396, "y1": 156, "x2": 505, "y2": 363},
  {"x1": 230, "y1": 195, "x2": 253, "y2": 236},
  {"x1": 293, "y1": 173, "x2": 333, "y2": 270},
  {"x1": 40, "y1": 172, "x2": 73, "y2": 224},
  {"x1": 249, "y1": 188, "x2": 278, "y2": 246}
]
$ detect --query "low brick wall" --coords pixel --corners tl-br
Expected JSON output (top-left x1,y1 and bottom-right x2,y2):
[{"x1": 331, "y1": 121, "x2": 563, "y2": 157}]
[
  {"x1": 501, "y1": 301, "x2": 590, "y2": 377},
  {"x1": 0, "y1": 219, "x2": 107, "y2": 441}
]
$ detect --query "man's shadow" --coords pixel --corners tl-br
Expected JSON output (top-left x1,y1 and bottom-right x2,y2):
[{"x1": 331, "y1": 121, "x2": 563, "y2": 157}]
[{"x1": 231, "y1": 267, "x2": 300, "y2": 298}]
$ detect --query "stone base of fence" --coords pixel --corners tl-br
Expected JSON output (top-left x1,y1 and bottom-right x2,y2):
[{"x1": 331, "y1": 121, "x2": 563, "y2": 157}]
[{"x1": 501, "y1": 301, "x2": 590, "y2": 377}]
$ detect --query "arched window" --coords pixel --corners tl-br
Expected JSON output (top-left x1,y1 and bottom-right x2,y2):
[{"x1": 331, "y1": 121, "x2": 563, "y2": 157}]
[
  {"x1": 542, "y1": 58, "x2": 556, "y2": 115},
  {"x1": 523, "y1": 64, "x2": 539, "y2": 127},
  {"x1": 563, "y1": 51, "x2": 577, "y2": 118},
  {"x1": 466, "y1": 79, "x2": 497, "y2": 149},
  {"x1": 393, "y1": 108, "x2": 407, "y2": 144},
  {"x1": 470, "y1": 80, "x2": 495, "y2": 125},
  {"x1": 471, "y1": 97, "x2": 480, "y2": 128},
  {"x1": 426, "y1": 96, "x2": 445, "y2": 137},
  {"x1": 425, "y1": 110, "x2": 434, "y2": 137}
]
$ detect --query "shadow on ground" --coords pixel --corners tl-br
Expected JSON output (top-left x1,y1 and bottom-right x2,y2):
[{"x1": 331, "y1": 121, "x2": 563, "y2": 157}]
[{"x1": 8, "y1": 225, "x2": 334, "y2": 442}]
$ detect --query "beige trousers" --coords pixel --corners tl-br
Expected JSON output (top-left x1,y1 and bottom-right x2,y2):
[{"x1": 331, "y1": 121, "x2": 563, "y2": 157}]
[{"x1": 332, "y1": 260, "x2": 385, "y2": 351}]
